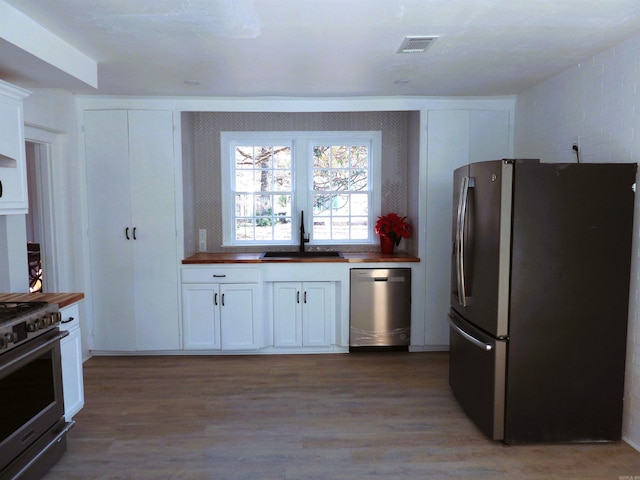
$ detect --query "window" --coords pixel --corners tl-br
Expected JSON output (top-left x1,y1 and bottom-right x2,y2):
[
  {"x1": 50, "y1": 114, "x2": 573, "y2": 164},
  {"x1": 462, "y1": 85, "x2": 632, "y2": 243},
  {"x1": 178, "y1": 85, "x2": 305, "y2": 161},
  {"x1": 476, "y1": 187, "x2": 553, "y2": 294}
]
[{"x1": 221, "y1": 131, "x2": 381, "y2": 246}]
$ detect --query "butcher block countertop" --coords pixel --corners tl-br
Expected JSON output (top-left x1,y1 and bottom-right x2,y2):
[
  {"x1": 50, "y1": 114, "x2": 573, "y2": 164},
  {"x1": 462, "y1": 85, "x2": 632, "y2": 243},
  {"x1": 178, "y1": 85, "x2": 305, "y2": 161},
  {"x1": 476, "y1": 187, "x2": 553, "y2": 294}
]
[
  {"x1": 183, "y1": 252, "x2": 420, "y2": 264},
  {"x1": 0, "y1": 292, "x2": 84, "y2": 308}
]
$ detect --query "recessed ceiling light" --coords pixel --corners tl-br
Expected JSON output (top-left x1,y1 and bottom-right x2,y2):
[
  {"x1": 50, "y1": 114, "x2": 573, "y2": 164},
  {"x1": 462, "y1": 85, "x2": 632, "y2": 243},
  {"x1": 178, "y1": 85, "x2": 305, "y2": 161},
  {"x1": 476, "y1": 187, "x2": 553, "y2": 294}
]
[
  {"x1": 184, "y1": 80, "x2": 200, "y2": 86},
  {"x1": 397, "y1": 36, "x2": 438, "y2": 54}
]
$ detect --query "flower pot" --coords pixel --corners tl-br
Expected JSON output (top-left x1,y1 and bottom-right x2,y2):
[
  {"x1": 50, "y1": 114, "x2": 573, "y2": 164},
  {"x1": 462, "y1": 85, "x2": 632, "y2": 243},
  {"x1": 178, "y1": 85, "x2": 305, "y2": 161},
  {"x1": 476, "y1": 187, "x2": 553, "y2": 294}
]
[{"x1": 380, "y1": 235, "x2": 395, "y2": 254}]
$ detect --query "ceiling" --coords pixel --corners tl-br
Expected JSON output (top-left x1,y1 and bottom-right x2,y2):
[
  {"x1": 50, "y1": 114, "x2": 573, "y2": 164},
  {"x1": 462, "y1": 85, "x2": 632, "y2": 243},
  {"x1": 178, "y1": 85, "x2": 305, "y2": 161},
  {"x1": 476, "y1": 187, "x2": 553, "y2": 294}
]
[{"x1": 2, "y1": 0, "x2": 640, "y2": 97}]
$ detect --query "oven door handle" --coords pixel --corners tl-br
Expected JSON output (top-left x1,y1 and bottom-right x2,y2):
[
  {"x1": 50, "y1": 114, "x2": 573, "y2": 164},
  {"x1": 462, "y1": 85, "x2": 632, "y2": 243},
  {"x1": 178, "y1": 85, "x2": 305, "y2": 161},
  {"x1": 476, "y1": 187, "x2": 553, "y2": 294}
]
[
  {"x1": 11, "y1": 420, "x2": 75, "y2": 480},
  {"x1": 0, "y1": 330, "x2": 69, "y2": 373}
]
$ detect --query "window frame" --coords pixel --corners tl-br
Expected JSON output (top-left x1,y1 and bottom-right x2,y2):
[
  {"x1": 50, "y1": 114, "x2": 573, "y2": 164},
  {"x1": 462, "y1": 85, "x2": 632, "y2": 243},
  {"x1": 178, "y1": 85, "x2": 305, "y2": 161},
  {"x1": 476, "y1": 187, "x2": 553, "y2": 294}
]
[{"x1": 221, "y1": 131, "x2": 381, "y2": 247}]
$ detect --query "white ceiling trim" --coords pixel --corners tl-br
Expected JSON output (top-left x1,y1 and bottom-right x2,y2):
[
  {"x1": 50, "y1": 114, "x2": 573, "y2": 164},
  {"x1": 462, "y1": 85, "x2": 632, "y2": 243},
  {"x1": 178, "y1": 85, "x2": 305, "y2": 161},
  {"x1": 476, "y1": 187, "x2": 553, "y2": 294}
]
[{"x1": 0, "y1": 0, "x2": 97, "y2": 88}]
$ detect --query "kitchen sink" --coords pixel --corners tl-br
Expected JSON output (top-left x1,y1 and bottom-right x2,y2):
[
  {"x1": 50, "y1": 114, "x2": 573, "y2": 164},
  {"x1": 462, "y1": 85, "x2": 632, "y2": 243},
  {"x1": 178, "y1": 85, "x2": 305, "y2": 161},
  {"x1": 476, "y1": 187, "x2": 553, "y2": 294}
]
[{"x1": 260, "y1": 251, "x2": 343, "y2": 258}]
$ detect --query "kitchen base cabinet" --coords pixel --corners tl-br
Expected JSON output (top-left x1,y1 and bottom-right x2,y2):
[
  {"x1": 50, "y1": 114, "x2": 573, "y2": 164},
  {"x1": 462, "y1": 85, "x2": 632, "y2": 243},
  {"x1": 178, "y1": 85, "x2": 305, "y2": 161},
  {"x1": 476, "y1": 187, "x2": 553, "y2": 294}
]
[
  {"x1": 59, "y1": 303, "x2": 84, "y2": 421},
  {"x1": 273, "y1": 282, "x2": 333, "y2": 348},
  {"x1": 85, "y1": 109, "x2": 179, "y2": 351},
  {"x1": 181, "y1": 284, "x2": 221, "y2": 349},
  {"x1": 181, "y1": 268, "x2": 261, "y2": 351}
]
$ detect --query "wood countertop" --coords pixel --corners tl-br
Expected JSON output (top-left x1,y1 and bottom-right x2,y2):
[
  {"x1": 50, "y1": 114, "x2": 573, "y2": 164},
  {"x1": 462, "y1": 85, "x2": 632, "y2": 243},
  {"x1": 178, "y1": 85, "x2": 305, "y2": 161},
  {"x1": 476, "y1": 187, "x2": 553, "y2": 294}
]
[
  {"x1": 183, "y1": 252, "x2": 420, "y2": 264},
  {"x1": 0, "y1": 292, "x2": 84, "y2": 308}
]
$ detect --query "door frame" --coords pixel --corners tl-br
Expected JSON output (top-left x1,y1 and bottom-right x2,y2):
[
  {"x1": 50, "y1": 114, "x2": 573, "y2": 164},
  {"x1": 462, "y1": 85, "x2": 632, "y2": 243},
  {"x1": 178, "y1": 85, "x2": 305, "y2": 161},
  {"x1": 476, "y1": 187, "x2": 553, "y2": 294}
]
[{"x1": 24, "y1": 126, "x2": 60, "y2": 293}]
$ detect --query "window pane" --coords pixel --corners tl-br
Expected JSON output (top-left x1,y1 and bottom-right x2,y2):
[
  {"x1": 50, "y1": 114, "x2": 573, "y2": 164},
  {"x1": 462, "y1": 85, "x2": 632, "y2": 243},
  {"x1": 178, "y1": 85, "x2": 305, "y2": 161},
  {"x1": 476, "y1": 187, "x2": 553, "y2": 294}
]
[
  {"x1": 313, "y1": 217, "x2": 330, "y2": 239},
  {"x1": 313, "y1": 194, "x2": 333, "y2": 215},
  {"x1": 235, "y1": 218, "x2": 255, "y2": 241},
  {"x1": 329, "y1": 217, "x2": 350, "y2": 240},
  {"x1": 350, "y1": 193, "x2": 369, "y2": 215},
  {"x1": 310, "y1": 141, "x2": 371, "y2": 243},
  {"x1": 255, "y1": 194, "x2": 272, "y2": 217},
  {"x1": 350, "y1": 169, "x2": 368, "y2": 191},
  {"x1": 274, "y1": 170, "x2": 291, "y2": 192},
  {"x1": 313, "y1": 146, "x2": 330, "y2": 167},
  {"x1": 235, "y1": 170, "x2": 254, "y2": 191},
  {"x1": 350, "y1": 146, "x2": 368, "y2": 168},
  {"x1": 273, "y1": 146, "x2": 291, "y2": 168},
  {"x1": 331, "y1": 145, "x2": 348, "y2": 167},
  {"x1": 254, "y1": 147, "x2": 272, "y2": 168},
  {"x1": 313, "y1": 170, "x2": 331, "y2": 192},
  {"x1": 350, "y1": 217, "x2": 369, "y2": 239},
  {"x1": 331, "y1": 170, "x2": 349, "y2": 191},
  {"x1": 235, "y1": 194, "x2": 253, "y2": 216},
  {"x1": 235, "y1": 146, "x2": 254, "y2": 169},
  {"x1": 333, "y1": 194, "x2": 350, "y2": 214}
]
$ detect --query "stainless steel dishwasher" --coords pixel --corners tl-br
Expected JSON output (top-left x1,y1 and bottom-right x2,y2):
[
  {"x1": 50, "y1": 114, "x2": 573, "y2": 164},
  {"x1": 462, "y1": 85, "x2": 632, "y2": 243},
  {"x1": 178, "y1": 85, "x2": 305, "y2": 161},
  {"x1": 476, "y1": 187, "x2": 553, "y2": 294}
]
[{"x1": 349, "y1": 268, "x2": 411, "y2": 351}]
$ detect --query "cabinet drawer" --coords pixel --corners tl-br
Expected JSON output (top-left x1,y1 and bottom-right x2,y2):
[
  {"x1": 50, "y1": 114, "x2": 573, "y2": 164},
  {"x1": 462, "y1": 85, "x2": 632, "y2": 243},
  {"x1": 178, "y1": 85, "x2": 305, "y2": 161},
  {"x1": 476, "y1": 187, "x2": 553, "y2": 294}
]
[
  {"x1": 59, "y1": 303, "x2": 80, "y2": 332},
  {"x1": 182, "y1": 267, "x2": 259, "y2": 284}
]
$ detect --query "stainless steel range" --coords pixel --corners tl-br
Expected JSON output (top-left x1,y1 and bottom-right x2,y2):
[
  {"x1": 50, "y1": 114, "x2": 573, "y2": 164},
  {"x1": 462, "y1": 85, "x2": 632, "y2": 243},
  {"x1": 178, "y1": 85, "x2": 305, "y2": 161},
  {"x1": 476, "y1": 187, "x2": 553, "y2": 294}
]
[{"x1": 0, "y1": 301, "x2": 73, "y2": 480}]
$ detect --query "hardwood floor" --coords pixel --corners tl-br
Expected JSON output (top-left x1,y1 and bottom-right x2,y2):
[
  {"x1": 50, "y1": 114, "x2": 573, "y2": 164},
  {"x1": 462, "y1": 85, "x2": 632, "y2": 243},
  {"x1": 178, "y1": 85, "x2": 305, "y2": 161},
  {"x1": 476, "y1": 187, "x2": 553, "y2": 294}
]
[{"x1": 45, "y1": 352, "x2": 640, "y2": 479}]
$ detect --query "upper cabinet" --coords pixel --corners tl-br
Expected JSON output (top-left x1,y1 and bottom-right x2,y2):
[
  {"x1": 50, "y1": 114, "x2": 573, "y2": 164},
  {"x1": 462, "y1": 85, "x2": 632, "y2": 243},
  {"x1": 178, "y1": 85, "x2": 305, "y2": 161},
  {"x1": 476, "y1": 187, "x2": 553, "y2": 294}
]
[
  {"x1": 84, "y1": 109, "x2": 180, "y2": 352},
  {"x1": 0, "y1": 80, "x2": 30, "y2": 214}
]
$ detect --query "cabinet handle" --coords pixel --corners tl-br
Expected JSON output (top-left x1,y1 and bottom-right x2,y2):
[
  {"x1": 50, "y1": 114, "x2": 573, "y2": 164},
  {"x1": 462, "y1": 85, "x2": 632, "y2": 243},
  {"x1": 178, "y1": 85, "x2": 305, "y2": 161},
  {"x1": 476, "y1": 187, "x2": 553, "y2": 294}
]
[
  {"x1": 125, "y1": 227, "x2": 130, "y2": 240},
  {"x1": 213, "y1": 274, "x2": 226, "y2": 278},
  {"x1": 0, "y1": 179, "x2": 3, "y2": 198},
  {"x1": 221, "y1": 293, "x2": 225, "y2": 306},
  {"x1": 61, "y1": 316, "x2": 75, "y2": 324},
  {"x1": 304, "y1": 291, "x2": 307, "y2": 304},
  {"x1": 133, "y1": 227, "x2": 137, "y2": 240},
  {"x1": 296, "y1": 291, "x2": 300, "y2": 304},
  {"x1": 214, "y1": 292, "x2": 218, "y2": 306}
]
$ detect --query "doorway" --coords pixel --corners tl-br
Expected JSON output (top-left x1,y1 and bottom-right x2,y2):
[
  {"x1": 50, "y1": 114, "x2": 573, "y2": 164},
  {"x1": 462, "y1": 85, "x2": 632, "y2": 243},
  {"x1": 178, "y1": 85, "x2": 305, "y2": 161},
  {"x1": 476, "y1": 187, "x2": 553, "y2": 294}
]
[{"x1": 24, "y1": 132, "x2": 58, "y2": 293}]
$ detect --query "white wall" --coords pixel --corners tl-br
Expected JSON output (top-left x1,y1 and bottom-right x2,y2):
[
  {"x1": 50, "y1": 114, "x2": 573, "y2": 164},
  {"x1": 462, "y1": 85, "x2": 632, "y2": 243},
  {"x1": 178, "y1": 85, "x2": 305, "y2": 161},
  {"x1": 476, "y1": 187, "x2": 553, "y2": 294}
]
[
  {"x1": 514, "y1": 33, "x2": 640, "y2": 449},
  {"x1": 22, "y1": 88, "x2": 90, "y2": 359}
]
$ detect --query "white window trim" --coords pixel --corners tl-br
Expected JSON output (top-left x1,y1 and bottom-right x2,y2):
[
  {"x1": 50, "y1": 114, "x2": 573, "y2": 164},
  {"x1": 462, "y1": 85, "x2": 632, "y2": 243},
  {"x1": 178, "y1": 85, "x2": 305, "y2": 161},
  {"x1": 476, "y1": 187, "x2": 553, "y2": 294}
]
[{"x1": 221, "y1": 131, "x2": 381, "y2": 247}]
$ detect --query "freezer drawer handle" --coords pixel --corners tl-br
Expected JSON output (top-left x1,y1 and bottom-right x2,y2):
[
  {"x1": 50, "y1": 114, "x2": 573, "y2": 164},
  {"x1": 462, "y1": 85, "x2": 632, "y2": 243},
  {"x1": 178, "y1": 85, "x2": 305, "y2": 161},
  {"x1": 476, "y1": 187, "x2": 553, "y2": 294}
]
[{"x1": 448, "y1": 314, "x2": 492, "y2": 351}]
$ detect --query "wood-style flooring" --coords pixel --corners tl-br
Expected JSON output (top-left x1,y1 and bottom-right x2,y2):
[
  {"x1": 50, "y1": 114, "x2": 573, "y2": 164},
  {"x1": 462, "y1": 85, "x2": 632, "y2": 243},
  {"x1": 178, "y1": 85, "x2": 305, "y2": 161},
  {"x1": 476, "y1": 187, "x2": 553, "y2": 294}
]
[{"x1": 45, "y1": 352, "x2": 640, "y2": 479}]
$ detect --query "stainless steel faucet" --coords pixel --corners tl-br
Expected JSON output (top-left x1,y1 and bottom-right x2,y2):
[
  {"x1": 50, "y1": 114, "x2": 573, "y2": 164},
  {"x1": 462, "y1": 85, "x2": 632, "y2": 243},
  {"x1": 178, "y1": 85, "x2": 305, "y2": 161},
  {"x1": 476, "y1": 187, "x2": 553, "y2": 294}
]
[{"x1": 300, "y1": 210, "x2": 309, "y2": 252}]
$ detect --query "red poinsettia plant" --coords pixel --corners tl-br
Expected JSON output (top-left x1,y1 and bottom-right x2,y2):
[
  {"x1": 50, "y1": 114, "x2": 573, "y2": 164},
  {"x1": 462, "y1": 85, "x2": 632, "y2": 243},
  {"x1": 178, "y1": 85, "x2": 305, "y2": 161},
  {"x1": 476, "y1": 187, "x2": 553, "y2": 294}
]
[{"x1": 374, "y1": 213, "x2": 412, "y2": 246}]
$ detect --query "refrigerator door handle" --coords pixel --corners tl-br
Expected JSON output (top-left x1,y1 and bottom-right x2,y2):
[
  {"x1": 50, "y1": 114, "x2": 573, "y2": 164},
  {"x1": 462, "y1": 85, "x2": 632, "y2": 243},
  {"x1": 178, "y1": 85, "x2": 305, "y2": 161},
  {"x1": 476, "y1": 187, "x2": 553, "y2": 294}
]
[
  {"x1": 455, "y1": 176, "x2": 468, "y2": 306},
  {"x1": 448, "y1": 314, "x2": 492, "y2": 351},
  {"x1": 458, "y1": 176, "x2": 472, "y2": 307}
]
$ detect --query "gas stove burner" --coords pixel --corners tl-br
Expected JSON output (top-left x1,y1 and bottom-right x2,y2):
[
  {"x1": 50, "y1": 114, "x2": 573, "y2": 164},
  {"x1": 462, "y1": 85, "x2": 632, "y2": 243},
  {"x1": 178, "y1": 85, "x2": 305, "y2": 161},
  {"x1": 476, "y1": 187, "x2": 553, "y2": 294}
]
[{"x1": 0, "y1": 301, "x2": 49, "y2": 322}]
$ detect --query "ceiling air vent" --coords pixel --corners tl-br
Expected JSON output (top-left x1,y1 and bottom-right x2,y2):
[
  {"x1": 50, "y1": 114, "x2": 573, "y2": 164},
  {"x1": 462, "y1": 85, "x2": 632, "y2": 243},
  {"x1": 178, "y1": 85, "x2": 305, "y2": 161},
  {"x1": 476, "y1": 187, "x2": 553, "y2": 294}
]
[{"x1": 397, "y1": 36, "x2": 438, "y2": 53}]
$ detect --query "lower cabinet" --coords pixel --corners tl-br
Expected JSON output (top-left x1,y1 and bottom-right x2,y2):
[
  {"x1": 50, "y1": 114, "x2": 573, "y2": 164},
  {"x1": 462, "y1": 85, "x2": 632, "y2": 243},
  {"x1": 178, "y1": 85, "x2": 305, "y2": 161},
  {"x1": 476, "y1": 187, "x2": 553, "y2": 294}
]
[
  {"x1": 59, "y1": 303, "x2": 84, "y2": 421},
  {"x1": 181, "y1": 268, "x2": 260, "y2": 350},
  {"x1": 273, "y1": 282, "x2": 333, "y2": 347}
]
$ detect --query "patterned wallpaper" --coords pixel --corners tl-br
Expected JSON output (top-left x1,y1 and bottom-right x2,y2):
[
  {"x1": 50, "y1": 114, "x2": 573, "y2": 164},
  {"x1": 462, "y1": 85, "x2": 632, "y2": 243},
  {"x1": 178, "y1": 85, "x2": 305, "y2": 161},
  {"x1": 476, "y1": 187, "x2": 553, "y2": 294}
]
[{"x1": 186, "y1": 111, "x2": 411, "y2": 254}]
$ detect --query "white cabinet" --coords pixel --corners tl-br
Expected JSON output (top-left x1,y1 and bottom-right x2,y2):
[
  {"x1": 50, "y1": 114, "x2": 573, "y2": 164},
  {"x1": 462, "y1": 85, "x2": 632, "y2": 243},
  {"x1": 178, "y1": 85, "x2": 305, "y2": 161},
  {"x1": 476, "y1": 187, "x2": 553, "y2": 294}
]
[
  {"x1": 182, "y1": 268, "x2": 261, "y2": 351},
  {"x1": 424, "y1": 109, "x2": 511, "y2": 346},
  {"x1": 182, "y1": 284, "x2": 221, "y2": 349},
  {"x1": 273, "y1": 282, "x2": 333, "y2": 347},
  {"x1": 85, "y1": 110, "x2": 179, "y2": 351},
  {"x1": 0, "y1": 80, "x2": 30, "y2": 214},
  {"x1": 59, "y1": 303, "x2": 84, "y2": 421}
]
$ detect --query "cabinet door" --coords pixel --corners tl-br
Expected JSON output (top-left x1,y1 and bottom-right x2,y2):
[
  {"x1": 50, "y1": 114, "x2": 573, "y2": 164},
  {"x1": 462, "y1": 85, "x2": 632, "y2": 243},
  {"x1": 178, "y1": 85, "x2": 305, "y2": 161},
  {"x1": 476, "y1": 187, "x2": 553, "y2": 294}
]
[
  {"x1": 273, "y1": 282, "x2": 303, "y2": 347},
  {"x1": 128, "y1": 110, "x2": 179, "y2": 350},
  {"x1": 302, "y1": 282, "x2": 333, "y2": 347},
  {"x1": 85, "y1": 110, "x2": 179, "y2": 351},
  {"x1": 85, "y1": 110, "x2": 136, "y2": 351},
  {"x1": 220, "y1": 283, "x2": 258, "y2": 350},
  {"x1": 425, "y1": 109, "x2": 511, "y2": 347},
  {"x1": 60, "y1": 324, "x2": 85, "y2": 420},
  {"x1": 182, "y1": 284, "x2": 221, "y2": 350},
  {"x1": 0, "y1": 86, "x2": 29, "y2": 214}
]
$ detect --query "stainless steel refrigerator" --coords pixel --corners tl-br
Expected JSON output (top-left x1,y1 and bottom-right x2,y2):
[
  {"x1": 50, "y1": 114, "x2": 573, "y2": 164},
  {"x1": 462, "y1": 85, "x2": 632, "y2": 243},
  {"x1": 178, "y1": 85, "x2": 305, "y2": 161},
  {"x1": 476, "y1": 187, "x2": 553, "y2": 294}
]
[{"x1": 448, "y1": 159, "x2": 636, "y2": 443}]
